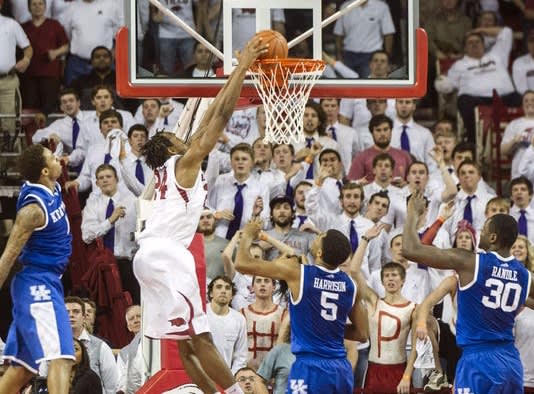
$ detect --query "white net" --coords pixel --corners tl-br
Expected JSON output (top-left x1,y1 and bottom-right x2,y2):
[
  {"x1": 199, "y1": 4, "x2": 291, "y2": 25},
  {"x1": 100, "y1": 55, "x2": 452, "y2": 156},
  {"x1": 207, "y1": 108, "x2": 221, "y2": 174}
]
[{"x1": 249, "y1": 59, "x2": 325, "y2": 145}]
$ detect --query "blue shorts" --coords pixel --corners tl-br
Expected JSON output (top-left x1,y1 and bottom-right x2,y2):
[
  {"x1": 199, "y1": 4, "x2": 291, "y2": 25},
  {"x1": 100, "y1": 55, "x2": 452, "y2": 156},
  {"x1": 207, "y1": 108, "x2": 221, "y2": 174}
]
[
  {"x1": 3, "y1": 267, "x2": 74, "y2": 373},
  {"x1": 455, "y1": 343, "x2": 523, "y2": 394},
  {"x1": 287, "y1": 355, "x2": 353, "y2": 394}
]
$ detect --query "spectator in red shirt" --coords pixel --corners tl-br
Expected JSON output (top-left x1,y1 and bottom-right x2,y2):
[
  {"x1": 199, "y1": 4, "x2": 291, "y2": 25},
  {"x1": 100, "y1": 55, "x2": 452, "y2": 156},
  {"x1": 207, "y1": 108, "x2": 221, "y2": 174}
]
[
  {"x1": 21, "y1": 0, "x2": 69, "y2": 114},
  {"x1": 348, "y1": 114, "x2": 412, "y2": 185}
]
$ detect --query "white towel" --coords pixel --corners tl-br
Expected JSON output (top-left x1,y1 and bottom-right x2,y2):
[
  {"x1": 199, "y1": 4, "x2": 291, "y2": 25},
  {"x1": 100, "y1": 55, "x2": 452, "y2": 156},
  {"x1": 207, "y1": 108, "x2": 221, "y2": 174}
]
[{"x1": 414, "y1": 337, "x2": 435, "y2": 369}]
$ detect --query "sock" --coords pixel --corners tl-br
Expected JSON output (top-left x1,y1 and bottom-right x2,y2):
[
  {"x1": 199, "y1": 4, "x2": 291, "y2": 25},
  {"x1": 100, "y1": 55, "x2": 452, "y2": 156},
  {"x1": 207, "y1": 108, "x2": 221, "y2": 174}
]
[{"x1": 224, "y1": 383, "x2": 244, "y2": 394}]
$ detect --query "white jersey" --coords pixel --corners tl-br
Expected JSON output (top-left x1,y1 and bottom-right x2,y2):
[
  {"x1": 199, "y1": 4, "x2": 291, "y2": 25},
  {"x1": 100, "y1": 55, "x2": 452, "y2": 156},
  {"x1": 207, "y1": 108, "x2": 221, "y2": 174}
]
[
  {"x1": 515, "y1": 307, "x2": 534, "y2": 388},
  {"x1": 368, "y1": 299, "x2": 415, "y2": 364},
  {"x1": 139, "y1": 155, "x2": 207, "y2": 246}
]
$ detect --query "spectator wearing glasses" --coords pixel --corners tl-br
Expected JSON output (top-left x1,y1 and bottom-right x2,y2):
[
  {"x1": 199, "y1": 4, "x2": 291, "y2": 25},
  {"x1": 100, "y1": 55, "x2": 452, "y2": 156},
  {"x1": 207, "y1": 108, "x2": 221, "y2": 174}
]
[{"x1": 235, "y1": 367, "x2": 268, "y2": 394}]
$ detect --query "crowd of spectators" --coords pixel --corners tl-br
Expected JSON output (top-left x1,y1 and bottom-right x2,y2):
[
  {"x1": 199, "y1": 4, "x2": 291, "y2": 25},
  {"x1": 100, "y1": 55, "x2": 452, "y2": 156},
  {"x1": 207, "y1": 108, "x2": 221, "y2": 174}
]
[{"x1": 1, "y1": 0, "x2": 534, "y2": 393}]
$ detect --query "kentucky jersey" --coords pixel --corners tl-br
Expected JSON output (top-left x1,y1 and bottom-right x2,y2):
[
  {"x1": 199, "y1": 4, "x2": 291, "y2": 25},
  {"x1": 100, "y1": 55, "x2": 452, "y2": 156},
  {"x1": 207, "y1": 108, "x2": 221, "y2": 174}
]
[
  {"x1": 456, "y1": 251, "x2": 531, "y2": 347},
  {"x1": 289, "y1": 264, "x2": 356, "y2": 358},
  {"x1": 4, "y1": 181, "x2": 74, "y2": 372},
  {"x1": 138, "y1": 155, "x2": 207, "y2": 247},
  {"x1": 16, "y1": 181, "x2": 72, "y2": 273}
]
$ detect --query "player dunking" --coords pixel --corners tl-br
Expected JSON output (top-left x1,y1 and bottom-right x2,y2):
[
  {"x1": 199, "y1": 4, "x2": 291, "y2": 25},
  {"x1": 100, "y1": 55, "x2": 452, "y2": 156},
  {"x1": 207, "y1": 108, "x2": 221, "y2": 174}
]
[
  {"x1": 403, "y1": 191, "x2": 534, "y2": 393},
  {"x1": 0, "y1": 145, "x2": 74, "y2": 394},
  {"x1": 235, "y1": 218, "x2": 368, "y2": 393},
  {"x1": 133, "y1": 37, "x2": 268, "y2": 394}
]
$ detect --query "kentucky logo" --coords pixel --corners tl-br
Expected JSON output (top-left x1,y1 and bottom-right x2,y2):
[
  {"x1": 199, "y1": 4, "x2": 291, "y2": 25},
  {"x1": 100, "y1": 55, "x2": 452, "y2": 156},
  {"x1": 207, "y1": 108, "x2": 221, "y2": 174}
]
[
  {"x1": 30, "y1": 285, "x2": 52, "y2": 302},
  {"x1": 457, "y1": 388, "x2": 473, "y2": 394},
  {"x1": 290, "y1": 379, "x2": 308, "y2": 394}
]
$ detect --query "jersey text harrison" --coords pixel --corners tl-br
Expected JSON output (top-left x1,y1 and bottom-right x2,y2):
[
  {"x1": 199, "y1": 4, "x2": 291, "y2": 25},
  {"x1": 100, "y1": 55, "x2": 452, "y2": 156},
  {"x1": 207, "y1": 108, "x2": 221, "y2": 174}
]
[{"x1": 313, "y1": 278, "x2": 347, "y2": 292}]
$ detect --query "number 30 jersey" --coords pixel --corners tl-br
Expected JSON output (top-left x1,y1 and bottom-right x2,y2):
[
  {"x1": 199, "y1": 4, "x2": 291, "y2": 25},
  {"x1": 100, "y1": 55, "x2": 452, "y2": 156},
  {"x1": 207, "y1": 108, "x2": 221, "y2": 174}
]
[
  {"x1": 139, "y1": 155, "x2": 207, "y2": 247},
  {"x1": 456, "y1": 251, "x2": 532, "y2": 348},
  {"x1": 289, "y1": 264, "x2": 356, "y2": 358}
]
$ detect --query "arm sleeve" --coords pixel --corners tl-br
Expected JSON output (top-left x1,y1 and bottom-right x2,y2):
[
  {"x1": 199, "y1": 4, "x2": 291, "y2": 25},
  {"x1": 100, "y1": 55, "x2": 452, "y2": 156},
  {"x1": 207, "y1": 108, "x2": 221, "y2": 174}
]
[
  {"x1": 119, "y1": 160, "x2": 144, "y2": 197},
  {"x1": 518, "y1": 145, "x2": 534, "y2": 180},
  {"x1": 304, "y1": 186, "x2": 330, "y2": 232},
  {"x1": 99, "y1": 344, "x2": 120, "y2": 394},
  {"x1": 332, "y1": 61, "x2": 359, "y2": 78},
  {"x1": 81, "y1": 201, "x2": 113, "y2": 244},
  {"x1": 68, "y1": 146, "x2": 86, "y2": 168},
  {"x1": 75, "y1": 156, "x2": 93, "y2": 192},
  {"x1": 32, "y1": 127, "x2": 53, "y2": 144},
  {"x1": 512, "y1": 59, "x2": 526, "y2": 95},
  {"x1": 115, "y1": 353, "x2": 127, "y2": 393},
  {"x1": 256, "y1": 346, "x2": 278, "y2": 381},
  {"x1": 490, "y1": 27, "x2": 513, "y2": 67},
  {"x1": 380, "y1": 3, "x2": 396, "y2": 35},
  {"x1": 231, "y1": 314, "x2": 249, "y2": 374}
]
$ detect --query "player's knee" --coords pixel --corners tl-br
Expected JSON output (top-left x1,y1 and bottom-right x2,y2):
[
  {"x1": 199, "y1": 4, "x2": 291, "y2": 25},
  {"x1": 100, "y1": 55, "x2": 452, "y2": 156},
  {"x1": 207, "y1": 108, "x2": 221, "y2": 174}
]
[{"x1": 48, "y1": 358, "x2": 74, "y2": 373}]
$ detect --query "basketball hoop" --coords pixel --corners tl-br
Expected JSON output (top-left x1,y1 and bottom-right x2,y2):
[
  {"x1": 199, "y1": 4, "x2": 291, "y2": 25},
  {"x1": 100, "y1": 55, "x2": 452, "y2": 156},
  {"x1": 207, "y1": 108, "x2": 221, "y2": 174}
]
[{"x1": 249, "y1": 58, "x2": 325, "y2": 145}]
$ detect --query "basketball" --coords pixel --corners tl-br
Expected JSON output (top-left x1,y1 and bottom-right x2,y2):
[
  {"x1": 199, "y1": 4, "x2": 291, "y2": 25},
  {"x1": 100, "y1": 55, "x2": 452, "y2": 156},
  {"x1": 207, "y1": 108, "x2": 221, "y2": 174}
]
[{"x1": 254, "y1": 29, "x2": 288, "y2": 59}]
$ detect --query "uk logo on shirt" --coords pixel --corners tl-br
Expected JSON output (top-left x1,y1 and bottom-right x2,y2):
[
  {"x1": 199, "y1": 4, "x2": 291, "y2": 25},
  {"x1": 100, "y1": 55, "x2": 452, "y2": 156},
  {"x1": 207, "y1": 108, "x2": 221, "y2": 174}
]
[
  {"x1": 457, "y1": 388, "x2": 473, "y2": 394},
  {"x1": 30, "y1": 285, "x2": 52, "y2": 302},
  {"x1": 290, "y1": 379, "x2": 308, "y2": 394}
]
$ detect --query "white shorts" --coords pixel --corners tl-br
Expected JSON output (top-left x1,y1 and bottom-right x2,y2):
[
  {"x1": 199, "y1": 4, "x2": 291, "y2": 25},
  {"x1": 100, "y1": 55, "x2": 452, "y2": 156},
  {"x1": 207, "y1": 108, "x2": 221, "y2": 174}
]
[{"x1": 133, "y1": 237, "x2": 210, "y2": 340}]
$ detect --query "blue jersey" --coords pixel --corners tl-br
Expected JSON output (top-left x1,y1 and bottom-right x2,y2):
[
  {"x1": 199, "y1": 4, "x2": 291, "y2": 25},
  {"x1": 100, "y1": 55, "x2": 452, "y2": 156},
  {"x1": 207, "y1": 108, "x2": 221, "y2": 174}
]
[
  {"x1": 456, "y1": 251, "x2": 531, "y2": 348},
  {"x1": 289, "y1": 264, "x2": 356, "y2": 358},
  {"x1": 16, "y1": 181, "x2": 72, "y2": 274}
]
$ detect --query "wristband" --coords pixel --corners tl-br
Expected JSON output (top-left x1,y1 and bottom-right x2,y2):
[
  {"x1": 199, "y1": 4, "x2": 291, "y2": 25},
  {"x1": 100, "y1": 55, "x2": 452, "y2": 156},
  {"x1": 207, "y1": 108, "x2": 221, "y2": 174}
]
[{"x1": 361, "y1": 235, "x2": 370, "y2": 242}]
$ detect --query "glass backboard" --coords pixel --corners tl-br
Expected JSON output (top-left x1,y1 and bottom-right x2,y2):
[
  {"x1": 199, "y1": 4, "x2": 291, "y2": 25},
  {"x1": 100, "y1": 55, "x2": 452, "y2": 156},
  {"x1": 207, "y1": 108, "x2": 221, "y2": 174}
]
[{"x1": 116, "y1": 0, "x2": 427, "y2": 98}]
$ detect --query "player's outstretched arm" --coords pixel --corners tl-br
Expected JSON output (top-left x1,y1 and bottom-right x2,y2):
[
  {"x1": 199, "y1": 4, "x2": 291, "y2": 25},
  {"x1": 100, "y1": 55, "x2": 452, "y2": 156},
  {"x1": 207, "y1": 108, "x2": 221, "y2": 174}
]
[
  {"x1": 397, "y1": 318, "x2": 419, "y2": 394},
  {"x1": 345, "y1": 291, "x2": 369, "y2": 342},
  {"x1": 235, "y1": 218, "x2": 301, "y2": 293},
  {"x1": 402, "y1": 191, "x2": 475, "y2": 278},
  {"x1": 349, "y1": 224, "x2": 385, "y2": 306},
  {"x1": 182, "y1": 38, "x2": 268, "y2": 164},
  {"x1": 0, "y1": 204, "x2": 45, "y2": 287},
  {"x1": 415, "y1": 275, "x2": 457, "y2": 340}
]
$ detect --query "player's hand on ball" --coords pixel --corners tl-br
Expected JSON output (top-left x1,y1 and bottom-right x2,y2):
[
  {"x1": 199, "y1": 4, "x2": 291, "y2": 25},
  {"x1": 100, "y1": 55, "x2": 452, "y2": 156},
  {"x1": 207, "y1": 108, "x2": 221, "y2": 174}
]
[{"x1": 238, "y1": 37, "x2": 269, "y2": 68}]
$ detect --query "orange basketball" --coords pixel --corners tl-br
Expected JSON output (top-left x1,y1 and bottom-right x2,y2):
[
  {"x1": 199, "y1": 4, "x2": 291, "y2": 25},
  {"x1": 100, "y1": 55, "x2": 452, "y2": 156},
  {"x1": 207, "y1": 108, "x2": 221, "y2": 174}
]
[{"x1": 254, "y1": 30, "x2": 288, "y2": 59}]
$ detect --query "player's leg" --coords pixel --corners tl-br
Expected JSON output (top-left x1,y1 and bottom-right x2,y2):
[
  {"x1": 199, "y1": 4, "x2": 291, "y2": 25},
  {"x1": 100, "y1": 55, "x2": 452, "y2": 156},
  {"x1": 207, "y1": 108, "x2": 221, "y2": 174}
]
[
  {"x1": 190, "y1": 332, "x2": 242, "y2": 392},
  {"x1": 178, "y1": 340, "x2": 218, "y2": 393},
  {"x1": 0, "y1": 366, "x2": 34, "y2": 394},
  {"x1": 47, "y1": 358, "x2": 73, "y2": 394}
]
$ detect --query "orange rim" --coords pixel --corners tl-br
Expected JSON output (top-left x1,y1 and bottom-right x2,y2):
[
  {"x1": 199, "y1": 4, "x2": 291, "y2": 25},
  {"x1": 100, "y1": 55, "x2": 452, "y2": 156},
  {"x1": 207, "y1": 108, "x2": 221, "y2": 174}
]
[{"x1": 249, "y1": 58, "x2": 325, "y2": 74}]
